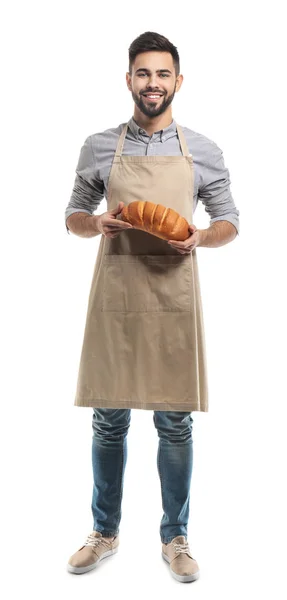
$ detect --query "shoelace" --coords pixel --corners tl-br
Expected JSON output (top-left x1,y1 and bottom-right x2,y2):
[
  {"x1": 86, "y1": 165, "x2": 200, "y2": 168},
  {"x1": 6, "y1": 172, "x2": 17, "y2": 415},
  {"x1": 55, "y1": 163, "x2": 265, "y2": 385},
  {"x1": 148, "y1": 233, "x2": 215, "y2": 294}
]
[
  {"x1": 85, "y1": 534, "x2": 108, "y2": 547},
  {"x1": 172, "y1": 541, "x2": 191, "y2": 555}
]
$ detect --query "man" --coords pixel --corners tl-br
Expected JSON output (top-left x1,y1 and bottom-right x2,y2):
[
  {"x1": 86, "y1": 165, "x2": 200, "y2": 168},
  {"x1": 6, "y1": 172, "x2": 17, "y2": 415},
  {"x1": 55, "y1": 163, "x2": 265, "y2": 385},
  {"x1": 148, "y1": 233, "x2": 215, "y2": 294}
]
[{"x1": 65, "y1": 31, "x2": 240, "y2": 583}]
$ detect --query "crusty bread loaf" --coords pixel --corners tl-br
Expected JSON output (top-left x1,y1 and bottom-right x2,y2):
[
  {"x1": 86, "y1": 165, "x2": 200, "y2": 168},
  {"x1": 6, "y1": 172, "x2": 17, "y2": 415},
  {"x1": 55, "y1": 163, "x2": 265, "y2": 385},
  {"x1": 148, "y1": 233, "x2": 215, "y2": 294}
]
[{"x1": 120, "y1": 200, "x2": 190, "y2": 241}]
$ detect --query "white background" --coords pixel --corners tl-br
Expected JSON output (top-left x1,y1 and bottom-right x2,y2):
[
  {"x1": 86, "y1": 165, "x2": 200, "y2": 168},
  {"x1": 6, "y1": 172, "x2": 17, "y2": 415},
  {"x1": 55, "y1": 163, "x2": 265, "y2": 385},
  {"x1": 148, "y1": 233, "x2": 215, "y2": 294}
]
[{"x1": 1, "y1": 0, "x2": 286, "y2": 598}]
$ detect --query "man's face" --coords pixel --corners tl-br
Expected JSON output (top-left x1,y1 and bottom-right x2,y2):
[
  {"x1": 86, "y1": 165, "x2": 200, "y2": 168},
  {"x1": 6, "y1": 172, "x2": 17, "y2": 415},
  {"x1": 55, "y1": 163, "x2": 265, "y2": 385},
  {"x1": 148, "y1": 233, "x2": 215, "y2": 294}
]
[{"x1": 126, "y1": 51, "x2": 183, "y2": 118}]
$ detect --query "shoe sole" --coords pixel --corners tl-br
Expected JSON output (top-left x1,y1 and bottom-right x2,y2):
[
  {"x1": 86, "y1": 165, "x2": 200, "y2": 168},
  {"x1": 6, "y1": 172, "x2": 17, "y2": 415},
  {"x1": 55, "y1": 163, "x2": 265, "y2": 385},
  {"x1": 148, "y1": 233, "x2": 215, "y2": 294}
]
[
  {"x1": 67, "y1": 547, "x2": 118, "y2": 574},
  {"x1": 162, "y1": 551, "x2": 200, "y2": 583}
]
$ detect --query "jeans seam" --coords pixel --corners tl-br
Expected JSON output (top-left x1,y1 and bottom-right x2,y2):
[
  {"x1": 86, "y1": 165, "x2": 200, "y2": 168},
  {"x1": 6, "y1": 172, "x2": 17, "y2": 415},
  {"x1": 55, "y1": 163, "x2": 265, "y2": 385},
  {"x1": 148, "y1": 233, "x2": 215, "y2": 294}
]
[
  {"x1": 158, "y1": 439, "x2": 166, "y2": 542},
  {"x1": 113, "y1": 437, "x2": 125, "y2": 524}
]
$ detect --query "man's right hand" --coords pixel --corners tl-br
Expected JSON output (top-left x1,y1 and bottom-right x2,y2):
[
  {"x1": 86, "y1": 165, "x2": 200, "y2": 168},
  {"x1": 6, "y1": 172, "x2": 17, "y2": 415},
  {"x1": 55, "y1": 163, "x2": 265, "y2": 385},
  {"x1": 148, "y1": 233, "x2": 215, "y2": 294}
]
[{"x1": 96, "y1": 202, "x2": 133, "y2": 238}]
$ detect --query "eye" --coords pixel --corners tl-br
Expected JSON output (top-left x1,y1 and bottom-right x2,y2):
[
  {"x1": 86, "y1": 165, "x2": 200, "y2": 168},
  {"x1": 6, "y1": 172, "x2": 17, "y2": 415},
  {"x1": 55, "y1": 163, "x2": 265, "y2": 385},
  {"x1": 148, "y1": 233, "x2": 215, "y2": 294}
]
[{"x1": 137, "y1": 73, "x2": 169, "y2": 77}]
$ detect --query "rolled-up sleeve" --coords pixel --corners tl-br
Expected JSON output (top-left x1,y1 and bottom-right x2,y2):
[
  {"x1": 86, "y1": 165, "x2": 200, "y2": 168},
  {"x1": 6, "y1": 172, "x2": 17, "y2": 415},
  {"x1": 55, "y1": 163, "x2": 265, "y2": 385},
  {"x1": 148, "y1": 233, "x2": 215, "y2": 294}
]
[
  {"x1": 65, "y1": 135, "x2": 104, "y2": 233},
  {"x1": 198, "y1": 143, "x2": 240, "y2": 235}
]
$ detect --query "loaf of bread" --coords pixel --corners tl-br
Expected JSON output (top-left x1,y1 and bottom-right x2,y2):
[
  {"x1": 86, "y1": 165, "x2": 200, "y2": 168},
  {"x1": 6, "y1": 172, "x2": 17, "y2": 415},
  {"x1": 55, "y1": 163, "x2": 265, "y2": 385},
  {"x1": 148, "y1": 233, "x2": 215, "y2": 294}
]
[{"x1": 120, "y1": 200, "x2": 190, "y2": 241}]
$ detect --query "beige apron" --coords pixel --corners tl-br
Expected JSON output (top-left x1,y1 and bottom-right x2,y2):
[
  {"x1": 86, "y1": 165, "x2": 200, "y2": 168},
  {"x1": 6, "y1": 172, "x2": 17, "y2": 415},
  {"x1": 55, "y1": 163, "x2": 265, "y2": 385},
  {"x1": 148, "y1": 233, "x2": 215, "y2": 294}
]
[{"x1": 74, "y1": 122, "x2": 208, "y2": 412}]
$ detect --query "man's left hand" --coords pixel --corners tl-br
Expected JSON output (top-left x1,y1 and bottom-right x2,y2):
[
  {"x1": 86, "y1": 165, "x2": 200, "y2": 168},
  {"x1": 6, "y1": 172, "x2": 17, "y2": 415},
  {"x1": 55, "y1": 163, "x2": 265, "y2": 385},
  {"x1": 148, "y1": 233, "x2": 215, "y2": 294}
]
[{"x1": 167, "y1": 224, "x2": 201, "y2": 254}]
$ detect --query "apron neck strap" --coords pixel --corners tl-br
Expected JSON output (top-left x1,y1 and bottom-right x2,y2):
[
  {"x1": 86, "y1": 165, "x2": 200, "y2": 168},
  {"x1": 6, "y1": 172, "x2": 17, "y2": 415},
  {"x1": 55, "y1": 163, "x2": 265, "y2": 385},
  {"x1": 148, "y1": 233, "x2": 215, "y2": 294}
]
[
  {"x1": 115, "y1": 121, "x2": 190, "y2": 157},
  {"x1": 176, "y1": 124, "x2": 190, "y2": 156}
]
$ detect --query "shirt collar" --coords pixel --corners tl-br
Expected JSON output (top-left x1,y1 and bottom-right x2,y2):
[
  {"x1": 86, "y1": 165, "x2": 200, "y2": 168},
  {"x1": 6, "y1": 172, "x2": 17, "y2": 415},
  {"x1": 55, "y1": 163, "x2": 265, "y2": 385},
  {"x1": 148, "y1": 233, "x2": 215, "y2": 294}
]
[{"x1": 127, "y1": 116, "x2": 177, "y2": 142}]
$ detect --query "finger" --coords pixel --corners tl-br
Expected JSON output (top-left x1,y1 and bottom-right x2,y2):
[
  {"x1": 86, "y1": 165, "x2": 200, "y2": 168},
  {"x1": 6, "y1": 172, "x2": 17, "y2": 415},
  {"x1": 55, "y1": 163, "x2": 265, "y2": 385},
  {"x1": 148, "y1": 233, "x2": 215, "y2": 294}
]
[
  {"x1": 109, "y1": 202, "x2": 125, "y2": 215},
  {"x1": 106, "y1": 231, "x2": 120, "y2": 238},
  {"x1": 168, "y1": 241, "x2": 186, "y2": 248},
  {"x1": 109, "y1": 219, "x2": 133, "y2": 228},
  {"x1": 170, "y1": 244, "x2": 192, "y2": 254},
  {"x1": 106, "y1": 225, "x2": 132, "y2": 237},
  {"x1": 169, "y1": 245, "x2": 188, "y2": 254},
  {"x1": 107, "y1": 225, "x2": 127, "y2": 231}
]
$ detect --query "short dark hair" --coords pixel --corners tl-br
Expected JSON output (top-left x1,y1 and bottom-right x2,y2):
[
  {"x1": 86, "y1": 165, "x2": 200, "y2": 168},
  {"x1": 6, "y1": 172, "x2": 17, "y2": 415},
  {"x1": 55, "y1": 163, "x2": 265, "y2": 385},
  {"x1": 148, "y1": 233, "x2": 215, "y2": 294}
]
[{"x1": 128, "y1": 31, "x2": 180, "y2": 76}]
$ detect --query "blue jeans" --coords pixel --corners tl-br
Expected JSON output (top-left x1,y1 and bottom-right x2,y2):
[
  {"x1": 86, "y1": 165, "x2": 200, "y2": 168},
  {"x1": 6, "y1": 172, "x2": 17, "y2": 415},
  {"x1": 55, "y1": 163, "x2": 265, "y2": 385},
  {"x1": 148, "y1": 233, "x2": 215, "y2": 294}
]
[{"x1": 91, "y1": 408, "x2": 193, "y2": 544}]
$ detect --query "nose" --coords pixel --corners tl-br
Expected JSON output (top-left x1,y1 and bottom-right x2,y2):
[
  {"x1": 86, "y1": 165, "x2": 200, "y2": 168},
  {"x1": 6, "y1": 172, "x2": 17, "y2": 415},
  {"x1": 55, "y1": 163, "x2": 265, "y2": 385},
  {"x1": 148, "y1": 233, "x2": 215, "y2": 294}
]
[{"x1": 147, "y1": 73, "x2": 161, "y2": 89}]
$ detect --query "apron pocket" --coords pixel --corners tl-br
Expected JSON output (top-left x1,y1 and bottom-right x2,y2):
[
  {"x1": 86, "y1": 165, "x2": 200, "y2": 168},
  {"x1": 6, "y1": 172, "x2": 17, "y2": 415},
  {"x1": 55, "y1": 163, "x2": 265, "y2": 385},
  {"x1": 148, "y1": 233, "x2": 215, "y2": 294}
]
[{"x1": 101, "y1": 254, "x2": 192, "y2": 312}]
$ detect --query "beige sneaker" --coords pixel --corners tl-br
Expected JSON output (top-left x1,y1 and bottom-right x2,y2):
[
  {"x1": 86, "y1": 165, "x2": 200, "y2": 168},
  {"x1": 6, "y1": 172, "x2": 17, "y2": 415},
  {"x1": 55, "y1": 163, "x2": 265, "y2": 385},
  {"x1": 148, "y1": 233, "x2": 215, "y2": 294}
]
[
  {"x1": 67, "y1": 530, "x2": 119, "y2": 574},
  {"x1": 162, "y1": 535, "x2": 200, "y2": 583}
]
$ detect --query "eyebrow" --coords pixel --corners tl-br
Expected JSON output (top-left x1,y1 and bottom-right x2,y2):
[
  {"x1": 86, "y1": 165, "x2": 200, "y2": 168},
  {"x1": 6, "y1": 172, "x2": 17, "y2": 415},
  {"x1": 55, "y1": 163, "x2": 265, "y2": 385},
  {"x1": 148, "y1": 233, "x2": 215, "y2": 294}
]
[{"x1": 135, "y1": 68, "x2": 172, "y2": 74}]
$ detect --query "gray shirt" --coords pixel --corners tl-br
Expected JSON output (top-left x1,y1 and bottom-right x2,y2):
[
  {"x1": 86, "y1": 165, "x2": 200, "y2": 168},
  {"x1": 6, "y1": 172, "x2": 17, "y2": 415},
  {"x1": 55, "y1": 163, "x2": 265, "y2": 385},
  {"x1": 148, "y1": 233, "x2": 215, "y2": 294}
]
[{"x1": 65, "y1": 116, "x2": 240, "y2": 235}]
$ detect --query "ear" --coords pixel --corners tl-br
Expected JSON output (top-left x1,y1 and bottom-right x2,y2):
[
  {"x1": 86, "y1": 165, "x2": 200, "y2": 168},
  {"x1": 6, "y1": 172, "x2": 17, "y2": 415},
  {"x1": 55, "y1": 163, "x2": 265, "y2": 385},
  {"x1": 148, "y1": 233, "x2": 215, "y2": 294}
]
[
  {"x1": 175, "y1": 74, "x2": 184, "y2": 92},
  {"x1": 126, "y1": 72, "x2": 132, "y2": 91}
]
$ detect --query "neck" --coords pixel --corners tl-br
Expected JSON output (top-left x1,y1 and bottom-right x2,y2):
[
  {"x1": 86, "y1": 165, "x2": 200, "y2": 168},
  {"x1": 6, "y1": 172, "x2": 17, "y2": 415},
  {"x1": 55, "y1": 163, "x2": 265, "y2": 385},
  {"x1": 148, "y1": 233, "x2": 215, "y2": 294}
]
[{"x1": 133, "y1": 106, "x2": 173, "y2": 136}]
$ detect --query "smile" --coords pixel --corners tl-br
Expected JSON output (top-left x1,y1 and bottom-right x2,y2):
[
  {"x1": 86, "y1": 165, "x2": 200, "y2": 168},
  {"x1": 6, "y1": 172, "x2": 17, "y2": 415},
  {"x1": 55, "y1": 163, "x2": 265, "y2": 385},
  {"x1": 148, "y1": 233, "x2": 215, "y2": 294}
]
[{"x1": 143, "y1": 94, "x2": 163, "y2": 101}]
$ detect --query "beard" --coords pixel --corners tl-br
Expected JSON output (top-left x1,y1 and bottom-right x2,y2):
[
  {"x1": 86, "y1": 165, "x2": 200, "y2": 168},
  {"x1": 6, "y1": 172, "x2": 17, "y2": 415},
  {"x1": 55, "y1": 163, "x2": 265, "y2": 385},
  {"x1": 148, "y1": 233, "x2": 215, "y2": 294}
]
[{"x1": 131, "y1": 84, "x2": 176, "y2": 118}]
